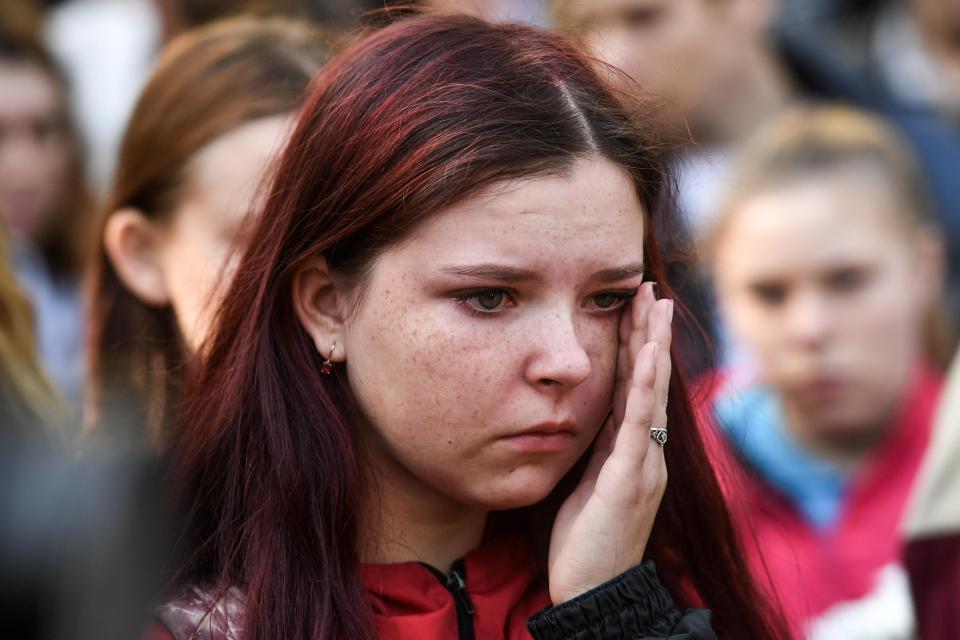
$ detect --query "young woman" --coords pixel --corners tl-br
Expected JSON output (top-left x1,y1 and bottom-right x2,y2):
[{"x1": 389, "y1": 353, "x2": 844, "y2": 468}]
[
  {"x1": 88, "y1": 17, "x2": 329, "y2": 446},
  {"x1": 152, "y1": 15, "x2": 790, "y2": 640},
  {"x1": 702, "y1": 106, "x2": 946, "y2": 637},
  {"x1": 0, "y1": 27, "x2": 92, "y2": 403}
]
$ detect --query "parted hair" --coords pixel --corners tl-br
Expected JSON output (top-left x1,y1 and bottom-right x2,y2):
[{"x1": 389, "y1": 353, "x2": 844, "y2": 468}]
[{"x1": 169, "y1": 14, "x2": 791, "y2": 640}]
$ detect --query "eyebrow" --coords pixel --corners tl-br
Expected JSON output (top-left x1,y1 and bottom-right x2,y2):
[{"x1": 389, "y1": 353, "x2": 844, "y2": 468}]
[
  {"x1": 439, "y1": 264, "x2": 540, "y2": 283},
  {"x1": 438, "y1": 262, "x2": 645, "y2": 284},
  {"x1": 592, "y1": 263, "x2": 645, "y2": 283}
]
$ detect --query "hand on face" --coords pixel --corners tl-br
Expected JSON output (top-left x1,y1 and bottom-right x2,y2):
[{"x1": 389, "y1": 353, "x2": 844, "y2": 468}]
[{"x1": 547, "y1": 281, "x2": 672, "y2": 603}]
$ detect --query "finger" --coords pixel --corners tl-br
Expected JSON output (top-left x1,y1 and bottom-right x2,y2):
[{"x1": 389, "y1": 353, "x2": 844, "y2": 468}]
[
  {"x1": 618, "y1": 282, "x2": 656, "y2": 377},
  {"x1": 611, "y1": 340, "x2": 658, "y2": 462},
  {"x1": 615, "y1": 283, "x2": 657, "y2": 424},
  {"x1": 614, "y1": 298, "x2": 634, "y2": 423},
  {"x1": 648, "y1": 299, "x2": 674, "y2": 427},
  {"x1": 628, "y1": 282, "x2": 657, "y2": 367},
  {"x1": 615, "y1": 283, "x2": 653, "y2": 423}
]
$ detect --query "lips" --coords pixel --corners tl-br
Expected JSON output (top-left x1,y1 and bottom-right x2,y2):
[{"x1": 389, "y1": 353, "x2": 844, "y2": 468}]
[
  {"x1": 797, "y1": 374, "x2": 848, "y2": 401},
  {"x1": 497, "y1": 422, "x2": 578, "y2": 453}
]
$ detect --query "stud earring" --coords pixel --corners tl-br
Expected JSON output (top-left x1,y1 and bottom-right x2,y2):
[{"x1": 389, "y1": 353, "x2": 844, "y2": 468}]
[{"x1": 321, "y1": 342, "x2": 336, "y2": 375}]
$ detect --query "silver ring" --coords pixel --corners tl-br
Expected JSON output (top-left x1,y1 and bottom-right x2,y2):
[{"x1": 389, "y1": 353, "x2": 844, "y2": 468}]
[{"x1": 649, "y1": 427, "x2": 667, "y2": 447}]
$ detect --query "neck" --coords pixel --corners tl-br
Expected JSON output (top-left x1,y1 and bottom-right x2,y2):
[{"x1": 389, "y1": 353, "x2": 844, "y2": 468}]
[
  {"x1": 360, "y1": 443, "x2": 487, "y2": 573},
  {"x1": 780, "y1": 401, "x2": 894, "y2": 469},
  {"x1": 698, "y1": 43, "x2": 793, "y2": 145}
]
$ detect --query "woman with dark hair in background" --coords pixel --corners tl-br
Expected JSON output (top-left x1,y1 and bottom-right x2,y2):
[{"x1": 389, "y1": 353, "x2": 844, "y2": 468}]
[
  {"x1": 150, "y1": 14, "x2": 790, "y2": 640},
  {"x1": 0, "y1": 26, "x2": 92, "y2": 405},
  {"x1": 88, "y1": 16, "x2": 329, "y2": 448}
]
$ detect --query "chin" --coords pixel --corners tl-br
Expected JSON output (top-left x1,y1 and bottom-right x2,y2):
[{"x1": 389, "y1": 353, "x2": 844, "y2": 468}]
[
  {"x1": 813, "y1": 406, "x2": 893, "y2": 443},
  {"x1": 464, "y1": 467, "x2": 566, "y2": 511}
]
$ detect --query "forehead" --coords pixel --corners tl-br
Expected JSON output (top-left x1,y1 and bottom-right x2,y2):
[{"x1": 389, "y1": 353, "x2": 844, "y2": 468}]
[
  {"x1": 717, "y1": 177, "x2": 910, "y2": 275},
  {"x1": 383, "y1": 156, "x2": 646, "y2": 273},
  {"x1": 0, "y1": 61, "x2": 61, "y2": 121},
  {"x1": 183, "y1": 115, "x2": 291, "y2": 219}
]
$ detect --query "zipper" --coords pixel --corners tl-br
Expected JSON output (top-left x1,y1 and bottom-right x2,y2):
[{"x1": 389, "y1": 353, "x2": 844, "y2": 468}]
[{"x1": 424, "y1": 559, "x2": 476, "y2": 640}]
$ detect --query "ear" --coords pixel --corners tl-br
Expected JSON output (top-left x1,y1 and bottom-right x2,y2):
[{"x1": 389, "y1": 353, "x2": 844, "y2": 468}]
[
  {"x1": 102, "y1": 208, "x2": 170, "y2": 307},
  {"x1": 292, "y1": 256, "x2": 349, "y2": 363},
  {"x1": 912, "y1": 225, "x2": 946, "y2": 308}
]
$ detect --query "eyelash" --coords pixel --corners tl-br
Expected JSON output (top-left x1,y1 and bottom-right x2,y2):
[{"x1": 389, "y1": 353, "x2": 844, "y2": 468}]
[{"x1": 452, "y1": 288, "x2": 638, "y2": 319}]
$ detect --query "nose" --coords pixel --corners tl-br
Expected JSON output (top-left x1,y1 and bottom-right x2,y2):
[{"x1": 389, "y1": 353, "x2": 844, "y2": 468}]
[
  {"x1": 523, "y1": 307, "x2": 592, "y2": 390},
  {"x1": 784, "y1": 288, "x2": 833, "y2": 350}
]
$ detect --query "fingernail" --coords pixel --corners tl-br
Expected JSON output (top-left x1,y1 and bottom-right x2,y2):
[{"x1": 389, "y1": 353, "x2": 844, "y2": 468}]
[
  {"x1": 667, "y1": 299, "x2": 674, "y2": 322},
  {"x1": 650, "y1": 282, "x2": 660, "y2": 301}
]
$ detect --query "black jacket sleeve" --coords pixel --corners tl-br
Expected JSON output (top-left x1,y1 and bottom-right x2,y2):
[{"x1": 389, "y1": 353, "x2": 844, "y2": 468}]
[{"x1": 526, "y1": 562, "x2": 716, "y2": 640}]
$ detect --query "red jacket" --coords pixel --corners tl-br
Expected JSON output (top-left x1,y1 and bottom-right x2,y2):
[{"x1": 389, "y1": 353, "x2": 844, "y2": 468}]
[
  {"x1": 361, "y1": 536, "x2": 550, "y2": 639},
  {"x1": 701, "y1": 365, "x2": 941, "y2": 633},
  {"x1": 146, "y1": 534, "x2": 715, "y2": 639}
]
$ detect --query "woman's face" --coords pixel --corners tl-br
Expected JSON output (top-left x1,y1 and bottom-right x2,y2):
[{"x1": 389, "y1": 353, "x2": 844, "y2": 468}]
[
  {"x1": 156, "y1": 115, "x2": 291, "y2": 350},
  {"x1": 0, "y1": 60, "x2": 71, "y2": 243},
  {"x1": 712, "y1": 170, "x2": 939, "y2": 437},
  {"x1": 561, "y1": 0, "x2": 754, "y2": 138},
  {"x1": 343, "y1": 156, "x2": 646, "y2": 511}
]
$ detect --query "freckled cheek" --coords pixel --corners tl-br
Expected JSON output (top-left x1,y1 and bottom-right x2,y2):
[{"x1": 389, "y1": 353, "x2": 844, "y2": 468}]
[
  {"x1": 352, "y1": 294, "x2": 493, "y2": 400},
  {"x1": 581, "y1": 323, "x2": 620, "y2": 403}
]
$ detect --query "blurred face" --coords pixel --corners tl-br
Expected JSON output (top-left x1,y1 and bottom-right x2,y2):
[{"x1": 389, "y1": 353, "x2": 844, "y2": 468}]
[
  {"x1": 343, "y1": 157, "x2": 646, "y2": 510},
  {"x1": 424, "y1": 0, "x2": 544, "y2": 21},
  {"x1": 157, "y1": 115, "x2": 291, "y2": 350},
  {"x1": 0, "y1": 60, "x2": 71, "y2": 243},
  {"x1": 910, "y1": 0, "x2": 960, "y2": 48},
  {"x1": 712, "y1": 171, "x2": 935, "y2": 440},
  {"x1": 561, "y1": 0, "x2": 742, "y2": 133}
]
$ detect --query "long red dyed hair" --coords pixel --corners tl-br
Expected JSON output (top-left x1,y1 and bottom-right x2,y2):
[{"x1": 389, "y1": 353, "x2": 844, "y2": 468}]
[{"x1": 171, "y1": 14, "x2": 790, "y2": 640}]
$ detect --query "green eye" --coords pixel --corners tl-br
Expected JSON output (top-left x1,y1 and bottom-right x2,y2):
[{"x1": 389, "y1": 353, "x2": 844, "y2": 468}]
[
  {"x1": 475, "y1": 290, "x2": 505, "y2": 310},
  {"x1": 593, "y1": 293, "x2": 620, "y2": 309}
]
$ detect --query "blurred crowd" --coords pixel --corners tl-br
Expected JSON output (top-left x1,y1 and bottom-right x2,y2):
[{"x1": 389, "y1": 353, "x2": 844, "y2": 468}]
[{"x1": 1, "y1": 0, "x2": 960, "y2": 638}]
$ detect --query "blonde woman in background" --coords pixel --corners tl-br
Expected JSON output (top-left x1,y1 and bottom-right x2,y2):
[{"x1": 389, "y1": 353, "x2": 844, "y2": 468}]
[
  {"x1": 0, "y1": 225, "x2": 62, "y2": 444},
  {"x1": 701, "y1": 105, "x2": 948, "y2": 639}
]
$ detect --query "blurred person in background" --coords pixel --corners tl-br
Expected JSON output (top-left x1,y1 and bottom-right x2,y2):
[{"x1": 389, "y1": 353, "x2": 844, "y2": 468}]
[
  {"x1": 0, "y1": 0, "x2": 45, "y2": 39},
  {"x1": 557, "y1": 0, "x2": 960, "y2": 335},
  {"x1": 0, "y1": 25, "x2": 92, "y2": 407},
  {"x1": 780, "y1": 0, "x2": 960, "y2": 330},
  {"x1": 0, "y1": 222, "x2": 63, "y2": 446},
  {"x1": 701, "y1": 106, "x2": 946, "y2": 639},
  {"x1": 386, "y1": 0, "x2": 552, "y2": 24},
  {"x1": 87, "y1": 17, "x2": 328, "y2": 449},
  {"x1": 43, "y1": 0, "x2": 321, "y2": 192},
  {"x1": 152, "y1": 0, "x2": 304, "y2": 40},
  {"x1": 555, "y1": 0, "x2": 793, "y2": 238},
  {"x1": 870, "y1": 0, "x2": 960, "y2": 116},
  {"x1": 554, "y1": 0, "x2": 797, "y2": 376},
  {"x1": 780, "y1": 0, "x2": 960, "y2": 121},
  {"x1": 44, "y1": 0, "x2": 160, "y2": 192}
]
